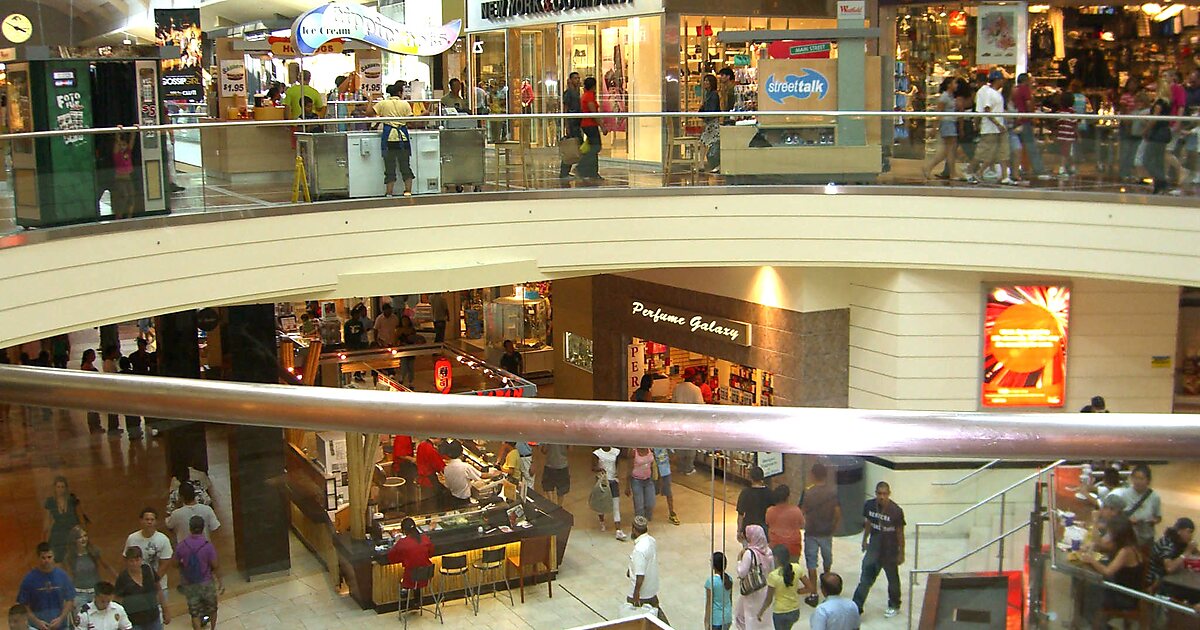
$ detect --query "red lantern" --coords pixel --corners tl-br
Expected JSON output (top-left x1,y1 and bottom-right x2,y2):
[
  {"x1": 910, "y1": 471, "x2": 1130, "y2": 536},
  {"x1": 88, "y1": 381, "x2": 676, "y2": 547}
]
[{"x1": 434, "y1": 356, "x2": 453, "y2": 394}]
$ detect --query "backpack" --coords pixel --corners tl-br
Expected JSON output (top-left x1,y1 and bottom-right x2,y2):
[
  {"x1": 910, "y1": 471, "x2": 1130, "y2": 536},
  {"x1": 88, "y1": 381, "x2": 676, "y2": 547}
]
[{"x1": 180, "y1": 539, "x2": 210, "y2": 585}]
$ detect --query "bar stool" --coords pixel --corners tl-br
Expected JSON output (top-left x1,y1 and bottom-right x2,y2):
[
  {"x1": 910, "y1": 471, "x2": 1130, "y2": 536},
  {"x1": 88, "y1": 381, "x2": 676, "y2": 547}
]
[
  {"x1": 433, "y1": 554, "x2": 471, "y2": 615},
  {"x1": 664, "y1": 136, "x2": 704, "y2": 185},
  {"x1": 468, "y1": 546, "x2": 513, "y2": 614},
  {"x1": 494, "y1": 141, "x2": 529, "y2": 189},
  {"x1": 398, "y1": 564, "x2": 439, "y2": 628}
]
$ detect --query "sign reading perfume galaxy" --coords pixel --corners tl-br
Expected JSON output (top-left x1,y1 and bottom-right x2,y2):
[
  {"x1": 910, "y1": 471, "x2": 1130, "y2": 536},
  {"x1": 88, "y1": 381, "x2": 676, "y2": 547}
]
[
  {"x1": 292, "y1": 3, "x2": 461, "y2": 56},
  {"x1": 981, "y1": 285, "x2": 1071, "y2": 408},
  {"x1": 630, "y1": 300, "x2": 752, "y2": 347}
]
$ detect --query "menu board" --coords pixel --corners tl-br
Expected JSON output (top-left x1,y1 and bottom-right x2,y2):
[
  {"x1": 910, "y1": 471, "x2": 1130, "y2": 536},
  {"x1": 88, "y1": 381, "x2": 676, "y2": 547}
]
[{"x1": 981, "y1": 285, "x2": 1071, "y2": 408}]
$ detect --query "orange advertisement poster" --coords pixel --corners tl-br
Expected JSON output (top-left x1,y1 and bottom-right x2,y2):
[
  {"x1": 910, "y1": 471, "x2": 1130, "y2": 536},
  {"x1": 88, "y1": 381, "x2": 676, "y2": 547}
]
[{"x1": 981, "y1": 285, "x2": 1070, "y2": 408}]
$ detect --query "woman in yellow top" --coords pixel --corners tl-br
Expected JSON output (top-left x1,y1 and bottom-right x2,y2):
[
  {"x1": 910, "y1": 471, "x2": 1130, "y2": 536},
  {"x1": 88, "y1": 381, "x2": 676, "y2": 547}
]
[
  {"x1": 368, "y1": 82, "x2": 414, "y2": 197},
  {"x1": 757, "y1": 545, "x2": 814, "y2": 629}
]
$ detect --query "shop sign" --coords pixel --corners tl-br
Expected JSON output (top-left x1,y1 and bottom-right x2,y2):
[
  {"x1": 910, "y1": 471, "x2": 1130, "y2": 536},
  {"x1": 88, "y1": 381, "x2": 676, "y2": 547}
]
[
  {"x1": 474, "y1": 385, "x2": 535, "y2": 397},
  {"x1": 756, "y1": 452, "x2": 784, "y2": 478},
  {"x1": 219, "y1": 59, "x2": 248, "y2": 98},
  {"x1": 981, "y1": 284, "x2": 1070, "y2": 409},
  {"x1": 764, "y1": 69, "x2": 830, "y2": 103},
  {"x1": 836, "y1": 1, "x2": 865, "y2": 22},
  {"x1": 630, "y1": 300, "x2": 751, "y2": 347},
  {"x1": 481, "y1": 0, "x2": 632, "y2": 20},
  {"x1": 758, "y1": 59, "x2": 839, "y2": 113},
  {"x1": 291, "y1": 2, "x2": 461, "y2": 57},
  {"x1": 434, "y1": 356, "x2": 453, "y2": 394},
  {"x1": 269, "y1": 38, "x2": 343, "y2": 56},
  {"x1": 0, "y1": 47, "x2": 16, "y2": 62},
  {"x1": 469, "y1": 0, "x2": 660, "y2": 30},
  {"x1": 766, "y1": 40, "x2": 831, "y2": 60}
]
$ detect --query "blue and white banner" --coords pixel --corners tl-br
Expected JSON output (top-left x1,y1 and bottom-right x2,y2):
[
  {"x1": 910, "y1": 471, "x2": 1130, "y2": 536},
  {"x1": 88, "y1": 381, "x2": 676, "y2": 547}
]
[{"x1": 292, "y1": 2, "x2": 461, "y2": 56}]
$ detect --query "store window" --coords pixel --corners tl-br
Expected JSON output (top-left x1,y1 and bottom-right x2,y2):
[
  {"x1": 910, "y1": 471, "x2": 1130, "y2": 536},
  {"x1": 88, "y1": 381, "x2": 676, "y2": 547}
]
[
  {"x1": 471, "y1": 31, "x2": 509, "y2": 142},
  {"x1": 893, "y1": 5, "x2": 976, "y2": 158},
  {"x1": 517, "y1": 26, "x2": 560, "y2": 147}
]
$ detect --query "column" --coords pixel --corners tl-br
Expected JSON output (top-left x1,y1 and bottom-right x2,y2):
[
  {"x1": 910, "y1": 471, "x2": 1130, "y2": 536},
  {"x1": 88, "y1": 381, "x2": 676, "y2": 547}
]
[{"x1": 155, "y1": 311, "x2": 208, "y2": 475}]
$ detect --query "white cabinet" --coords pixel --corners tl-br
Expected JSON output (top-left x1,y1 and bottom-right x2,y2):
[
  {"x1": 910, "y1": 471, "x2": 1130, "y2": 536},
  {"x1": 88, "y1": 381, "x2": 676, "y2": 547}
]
[
  {"x1": 346, "y1": 132, "x2": 386, "y2": 199},
  {"x1": 409, "y1": 130, "x2": 441, "y2": 195}
]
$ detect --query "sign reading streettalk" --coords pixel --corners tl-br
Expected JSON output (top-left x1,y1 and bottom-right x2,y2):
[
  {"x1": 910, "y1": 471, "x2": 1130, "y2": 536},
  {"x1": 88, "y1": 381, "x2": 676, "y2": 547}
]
[
  {"x1": 630, "y1": 300, "x2": 752, "y2": 347},
  {"x1": 292, "y1": 2, "x2": 461, "y2": 56}
]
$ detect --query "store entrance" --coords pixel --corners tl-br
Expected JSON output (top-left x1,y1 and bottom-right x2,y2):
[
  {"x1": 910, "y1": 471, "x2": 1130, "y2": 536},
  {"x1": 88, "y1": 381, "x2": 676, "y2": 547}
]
[{"x1": 517, "y1": 26, "x2": 560, "y2": 148}]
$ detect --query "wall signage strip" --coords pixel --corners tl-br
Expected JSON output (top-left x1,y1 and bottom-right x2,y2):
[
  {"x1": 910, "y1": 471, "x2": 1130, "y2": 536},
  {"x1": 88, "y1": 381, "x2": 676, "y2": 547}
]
[
  {"x1": 630, "y1": 300, "x2": 752, "y2": 347},
  {"x1": 481, "y1": 0, "x2": 632, "y2": 20}
]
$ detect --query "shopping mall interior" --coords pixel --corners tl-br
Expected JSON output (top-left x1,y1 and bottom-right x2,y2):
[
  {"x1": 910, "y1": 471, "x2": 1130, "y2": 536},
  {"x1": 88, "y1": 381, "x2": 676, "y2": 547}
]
[{"x1": 4, "y1": 0, "x2": 1200, "y2": 628}]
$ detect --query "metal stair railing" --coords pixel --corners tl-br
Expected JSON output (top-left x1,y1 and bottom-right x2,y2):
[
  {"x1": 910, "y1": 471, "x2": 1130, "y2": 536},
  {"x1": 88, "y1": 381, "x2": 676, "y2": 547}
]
[{"x1": 931, "y1": 459, "x2": 1002, "y2": 486}]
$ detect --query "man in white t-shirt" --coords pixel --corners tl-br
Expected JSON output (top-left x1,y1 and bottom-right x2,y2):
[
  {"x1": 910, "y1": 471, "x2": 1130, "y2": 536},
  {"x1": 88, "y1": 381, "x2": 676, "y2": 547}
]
[
  {"x1": 78, "y1": 582, "x2": 133, "y2": 630},
  {"x1": 970, "y1": 70, "x2": 1011, "y2": 184},
  {"x1": 440, "y1": 441, "x2": 501, "y2": 503},
  {"x1": 627, "y1": 516, "x2": 667, "y2": 622},
  {"x1": 671, "y1": 369, "x2": 706, "y2": 475},
  {"x1": 125, "y1": 508, "x2": 173, "y2": 592},
  {"x1": 593, "y1": 447, "x2": 627, "y2": 541},
  {"x1": 373, "y1": 303, "x2": 400, "y2": 347},
  {"x1": 165, "y1": 482, "x2": 221, "y2": 543}
]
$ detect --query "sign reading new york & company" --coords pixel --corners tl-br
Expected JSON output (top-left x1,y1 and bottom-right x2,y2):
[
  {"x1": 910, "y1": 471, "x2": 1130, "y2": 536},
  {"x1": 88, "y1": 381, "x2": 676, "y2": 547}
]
[
  {"x1": 630, "y1": 300, "x2": 752, "y2": 347},
  {"x1": 481, "y1": 0, "x2": 632, "y2": 20}
]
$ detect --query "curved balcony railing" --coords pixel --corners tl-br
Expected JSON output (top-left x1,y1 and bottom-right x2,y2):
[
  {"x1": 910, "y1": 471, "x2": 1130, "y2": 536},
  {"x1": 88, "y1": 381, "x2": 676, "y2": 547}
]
[{"x1": 2, "y1": 110, "x2": 1198, "y2": 241}]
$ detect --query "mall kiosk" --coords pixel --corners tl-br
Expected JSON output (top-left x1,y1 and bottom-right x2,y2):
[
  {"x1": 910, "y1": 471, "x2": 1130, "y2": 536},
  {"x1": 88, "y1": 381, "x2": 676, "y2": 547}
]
[{"x1": 4, "y1": 45, "x2": 169, "y2": 227}]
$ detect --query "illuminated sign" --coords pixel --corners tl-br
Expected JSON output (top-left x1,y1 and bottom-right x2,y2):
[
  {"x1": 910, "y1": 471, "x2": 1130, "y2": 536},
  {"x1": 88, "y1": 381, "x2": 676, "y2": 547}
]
[
  {"x1": 481, "y1": 0, "x2": 632, "y2": 20},
  {"x1": 630, "y1": 300, "x2": 751, "y2": 347},
  {"x1": 981, "y1": 285, "x2": 1071, "y2": 408},
  {"x1": 434, "y1": 356, "x2": 453, "y2": 394},
  {"x1": 764, "y1": 70, "x2": 830, "y2": 103},
  {"x1": 291, "y1": 2, "x2": 461, "y2": 56},
  {"x1": 269, "y1": 37, "x2": 343, "y2": 56}
]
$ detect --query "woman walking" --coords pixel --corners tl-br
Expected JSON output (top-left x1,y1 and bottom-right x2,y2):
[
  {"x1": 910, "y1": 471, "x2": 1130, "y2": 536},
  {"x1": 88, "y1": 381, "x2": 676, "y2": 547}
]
[
  {"x1": 1144, "y1": 98, "x2": 1173, "y2": 194},
  {"x1": 699, "y1": 74, "x2": 723, "y2": 172},
  {"x1": 735, "y1": 525, "x2": 775, "y2": 630},
  {"x1": 43, "y1": 476, "x2": 84, "y2": 563},
  {"x1": 923, "y1": 77, "x2": 961, "y2": 180},
  {"x1": 63, "y1": 526, "x2": 116, "y2": 611},
  {"x1": 627, "y1": 447, "x2": 657, "y2": 521}
]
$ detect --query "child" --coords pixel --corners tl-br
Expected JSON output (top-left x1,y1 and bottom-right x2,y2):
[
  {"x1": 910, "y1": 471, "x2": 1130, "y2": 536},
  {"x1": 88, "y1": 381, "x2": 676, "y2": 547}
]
[
  {"x1": 592, "y1": 447, "x2": 626, "y2": 540},
  {"x1": 759, "y1": 545, "x2": 814, "y2": 630},
  {"x1": 705, "y1": 552, "x2": 734, "y2": 630},
  {"x1": 300, "y1": 96, "x2": 325, "y2": 133},
  {"x1": 1056, "y1": 92, "x2": 1079, "y2": 177},
  {"x1": 112, "y1": 133, "x2": 135, "y2": 219}
]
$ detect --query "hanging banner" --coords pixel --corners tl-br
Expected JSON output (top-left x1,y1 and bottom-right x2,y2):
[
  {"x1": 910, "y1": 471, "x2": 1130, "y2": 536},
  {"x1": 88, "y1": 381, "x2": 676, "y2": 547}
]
[
  {"x1": 292, "y1": 2, "x2": 461, "y2": 56},
  {"x1": 155, "y1": 8, "x2": 204, "y2": 101},
  {"x1": 977, "y1": 4, "x2": 1020, "y2": 65},
  {"x1": 219, "y1": 59, "x2": 248, "y2": 98},
  {"x1": 981, "y1": 285, "x2": 1071, "y2": 408}
]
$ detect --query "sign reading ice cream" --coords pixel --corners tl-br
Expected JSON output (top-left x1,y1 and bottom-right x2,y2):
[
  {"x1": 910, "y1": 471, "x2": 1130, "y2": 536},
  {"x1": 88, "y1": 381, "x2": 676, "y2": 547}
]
[{"x1": 292, "y1": 2, "x2": 461, "y2": 56}]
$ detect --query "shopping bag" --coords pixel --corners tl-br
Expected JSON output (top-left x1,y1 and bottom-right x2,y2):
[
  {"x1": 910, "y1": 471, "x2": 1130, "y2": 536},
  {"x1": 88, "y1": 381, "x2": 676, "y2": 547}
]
[
  {"x1": 580, "y1": 135, "x2": 592, "y2": 155},
  {"x1": 559, "y1": 136, "x2": 582, "y2": 164},
  {"x1": 589, "y1": 476, "x2": 612, "y2": 514},
  {"x1": 617, "y1": 602, "x2": 659, "y2": 619}
]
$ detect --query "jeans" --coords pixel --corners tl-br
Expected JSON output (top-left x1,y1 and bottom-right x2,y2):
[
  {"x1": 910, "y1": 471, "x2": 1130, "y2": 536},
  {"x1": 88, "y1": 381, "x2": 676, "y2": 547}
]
[
  {"x1": 804, "y1": 533, "x2": 833, "y2": 571},
  {"x1": 772, "y1": 609, "x2": 800, "y2": 630},
  {"x1": 433, "y1": 320, "x2": 446, "y2": 343},
  {"x1": 1019, "y1": 122, "x2": 1046, "y2": 175},
  {"x1": 631, "y1": 477, "x2": 656, "y2": 520},
  {"x1": 1118, "y1": 133, "x2": 1139, "y2": 180},
  {"x1": 852, "y1": 553, "x2": 901, "y2": 610},
  {"x1": 399, "y1": 356, "x2": 415, "y2": 385},
  {"x1": 578, "y1": 126, "x2": 601, "y2": 178},
  {"x1": 1145, "y1": 139, "x2": 1169, "y2": 193}
]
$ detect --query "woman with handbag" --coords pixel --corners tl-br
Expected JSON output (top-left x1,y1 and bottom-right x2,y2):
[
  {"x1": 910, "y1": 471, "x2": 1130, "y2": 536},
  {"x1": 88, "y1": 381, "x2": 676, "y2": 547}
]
[
  {"x1": 735, "y1": 525, "x2": 775, "y2": 630},
  {"x1": 699, "y1": 74, "x2": 722, "y2": 172}
]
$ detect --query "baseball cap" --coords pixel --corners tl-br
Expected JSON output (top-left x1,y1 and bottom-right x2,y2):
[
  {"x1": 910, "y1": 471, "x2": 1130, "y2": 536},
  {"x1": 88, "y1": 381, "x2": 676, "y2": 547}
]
[{"x1": 989, "y1": 69, "x2": 1006, "y2": 82}]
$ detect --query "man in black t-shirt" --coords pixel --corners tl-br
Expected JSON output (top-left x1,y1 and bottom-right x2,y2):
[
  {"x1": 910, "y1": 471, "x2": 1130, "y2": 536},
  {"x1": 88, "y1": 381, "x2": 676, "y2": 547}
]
[
  {"x1": 343, "y1": 317, "x2": 366, "y2": 350},
  {"x1": 852, "y1": 481, "x2": 906, "y2": 618},
  {"x1": 736, "y1": 466, "x2": 773, "y2": 535}
]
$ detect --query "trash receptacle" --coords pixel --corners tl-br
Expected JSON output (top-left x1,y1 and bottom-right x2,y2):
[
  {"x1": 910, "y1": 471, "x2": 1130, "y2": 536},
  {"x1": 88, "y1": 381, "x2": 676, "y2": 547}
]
[{"x1": 824, "y1": 456, "x2": 866, "y2": 536}]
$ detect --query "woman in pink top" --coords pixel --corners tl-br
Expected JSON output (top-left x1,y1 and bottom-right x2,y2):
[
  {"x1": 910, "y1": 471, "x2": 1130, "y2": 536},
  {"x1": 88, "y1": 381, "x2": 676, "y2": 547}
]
[
  {"x1": 765, "y1": 485, "x2": 805, "y2": 561},
  {"x1": 627, "y1": 448, "x2": 657, "y2": 521},
  {"x1": 111, "y1": 133, "x2": 136, "y2": 219}
]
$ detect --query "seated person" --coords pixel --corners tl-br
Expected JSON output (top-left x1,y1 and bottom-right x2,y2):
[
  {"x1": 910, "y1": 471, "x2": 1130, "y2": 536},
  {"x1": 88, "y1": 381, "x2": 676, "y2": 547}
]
[
  {"x1": 1149, "y1": 517, "x2": 1196, "y2": 590},
  {"x1": 387, "y1": 517, "x2": 433, "y2": 603},
  {"x1": 1082, "y1": 514, "x2": 1147, "y2": 623},
  {"x1": 1087, "y1": 492, "x2": 1128, "y2": 554},
  {"x1": 439, "y1": 441, "x2": 501, "y2": 505}
]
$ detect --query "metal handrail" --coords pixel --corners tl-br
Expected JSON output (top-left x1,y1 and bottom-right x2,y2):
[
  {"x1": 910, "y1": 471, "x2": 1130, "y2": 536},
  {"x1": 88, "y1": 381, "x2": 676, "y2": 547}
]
[
  {"x1": 0, "y1": 109, "x2": 1193, "y2": 142},
  {"x1": 931, "y1": 459, "x2": 1002, "y2": 486},
  {"x1": 1051, "y1": 559, "x2": 1200, "y2": 618},
  {"x1": 912, "y1": 520, "x2": 1031, "y2": 576},
  {"x1": 916, "y1": 460, "x2": 1067, "y2": 528},
  {"x1": 2, "y1": 367, "x2": 1200, "y2": 458}
]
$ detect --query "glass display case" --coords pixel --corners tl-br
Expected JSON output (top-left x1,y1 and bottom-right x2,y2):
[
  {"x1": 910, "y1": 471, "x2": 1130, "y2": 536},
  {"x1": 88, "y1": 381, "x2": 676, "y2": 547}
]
[
  {"x1": 484, "y1": 294, "x2": 550, "y2": 350},
  {"x1": 564, "y1": 332, "x2": 593, "y2": 373}
]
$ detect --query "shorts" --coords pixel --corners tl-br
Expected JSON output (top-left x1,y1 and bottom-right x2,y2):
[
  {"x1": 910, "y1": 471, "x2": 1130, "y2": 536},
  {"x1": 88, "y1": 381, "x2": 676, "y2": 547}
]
[
  {"x1": 804, "y1": 534, "x2": 834, "y2": 571},
  {"x1": 657, "y1": 474, "x2": 673, "y2": 499},
  {"x1": 1009, "y1": 131, "x2": 1022, "y2": 153},
  {"x1": 975, "y1": 133, "x2": 1003, "y2": 164},
  {"x1": 182, "y1": 581, "x2": 218, "y2": 620},
  {"x1": 383, "y1": 142, "x2": 414, "y2": 184},
  {"x1": 541, "y1": 466, "x2": 571, "y2": 495},
  {"x1": 939, "y1": 121, "x2": 957, "y2": 138}
]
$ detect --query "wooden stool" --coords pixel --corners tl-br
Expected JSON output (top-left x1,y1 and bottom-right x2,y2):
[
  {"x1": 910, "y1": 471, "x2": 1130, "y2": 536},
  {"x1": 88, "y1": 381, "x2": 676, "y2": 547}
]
[
  {"x1": 494, "y1": 141, "x2": 529, "y2": 189},
  {"x1": 664, "y1": 136, "x2": 704, "y2": 185}
]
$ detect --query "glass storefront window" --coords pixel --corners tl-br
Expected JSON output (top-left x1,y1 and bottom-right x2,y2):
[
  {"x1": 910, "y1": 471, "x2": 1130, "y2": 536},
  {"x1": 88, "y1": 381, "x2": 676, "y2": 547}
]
[
  {"x1": 471, "y1": 31, "x2": 508, "y2": 142},
  {"x1": 517, "y1": 26, "x2": 560, "y2": 147}
]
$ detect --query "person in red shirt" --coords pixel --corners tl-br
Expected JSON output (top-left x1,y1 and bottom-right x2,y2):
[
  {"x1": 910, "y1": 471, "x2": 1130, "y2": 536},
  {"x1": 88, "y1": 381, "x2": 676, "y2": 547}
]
[
  {"x1": 392, "y1": 435, "x2": 415, "y2": 474},
  {"x1": 1012, "y1": 73, "x2": 1048, "y2": 179},
  {"x1": 387, "y1": 517, "x2": 434, "y2": 599},
  {"x1": 578, "y1": 76, "x2": 603, "y2": 182},
  {"x1": 415, "y1": 438, "x2": 446, "y2": 508}
]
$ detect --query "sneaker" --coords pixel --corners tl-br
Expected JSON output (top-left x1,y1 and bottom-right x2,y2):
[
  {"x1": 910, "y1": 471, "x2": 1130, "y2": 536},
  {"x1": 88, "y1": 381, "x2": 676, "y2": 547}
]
[
  {"x1": 403, "y1": 191, "x2": 413, "y2": 197},
  {"x1": 1000, "y1": 177, "x2": 1016, "y2": 185},
  {"x1": 804, "y1": 594, "x2": 820, "y2": 608},
  {"x1": 669, "y1": 513, "x2": 681, "y2": 526},
  {"x1": 615, "y1": 530, "x2": 629, "y2": 541},
  {"x1": 1036, "y1": 173, "x2": 1054, "y2": 180},
  {"x1": 599, "y1": 522, "x2": 607, "y2": 532},
  {"x1": 885, "y1": 607, "x2": 900, "y2": 618},
  {"x1": 965, "y1": 174, "x2": 979, "y2": 184}
]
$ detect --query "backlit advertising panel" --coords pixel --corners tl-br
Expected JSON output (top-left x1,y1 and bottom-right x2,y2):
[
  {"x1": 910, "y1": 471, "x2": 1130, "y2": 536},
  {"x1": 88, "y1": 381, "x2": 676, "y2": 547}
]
[{"x1": 981, "y1": 285, "x2": 1070, "y2": 408}]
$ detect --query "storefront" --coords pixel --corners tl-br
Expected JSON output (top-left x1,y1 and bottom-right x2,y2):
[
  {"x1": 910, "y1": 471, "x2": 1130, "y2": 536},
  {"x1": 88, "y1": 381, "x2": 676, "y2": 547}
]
[{"x1": 465, "y1": 0, "x2": 834, "y2": 163}]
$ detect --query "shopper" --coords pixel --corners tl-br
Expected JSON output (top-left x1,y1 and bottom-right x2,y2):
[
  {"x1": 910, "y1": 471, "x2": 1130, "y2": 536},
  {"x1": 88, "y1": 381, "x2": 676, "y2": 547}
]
[
  {"x1": 671, "y1": 369, "x2": 705, "y2": 475},
  {"x1": 631, "y1": 374, "x2": 654, "y2": 402},
  {"x1": 18, "y1": 542, "x2": 76, "y2": 630},
  {"x1": 758, "y1": 544, "x2": 811, "y2": 630},
  {"x1": 7, "y1": 605, "x2": 28, "y2": 630},
  {"x1": 560, "y1": 72, "x2": 583, "y2": 180},
  {"x1": 115, "y1": 546, "x2": 169, "y2": 630},
  {"x1": 1013, "y1": 73, "x2": 1048, "y2": 180},
  {"x1": 165, "y1": 483, "x2": 220, "y2": 543},
  {"x1": 627, "y1": 516, "x2": 666, "y2": 622},
  {"x1": 177, "y1": 515, "x2": 222, "y2": 630},
  {"x1": 371, "y1": 82, "x2": 415, "y2": 197},
  {"x1": 343, "y1": 308, "x2": 367, "y2": 350},
  {"x1": 63, "y1": 526, "x2": 116, "y2": 611},
  {"x1": 124, "y1": 508, "x2": 173, "y2": 594},
  {"x1": 737, "y1": 466, "x2": 773, "y2": 535},
  {"x1": 397, "y1": 315, "x2": 419, "y2": 386},
  {"x1": 1144, "y1": 99, "x2": 1173, "y2": 194},
  {"x1": 1118, "y1": 78, "x2": 1142, "y2": 182},
  {"x1": 800, "y1": 462, "x2": 842, "y2": 608},
  {"x1": 851, "y1": 481, "x2": 906, "y2": 618},
  {"x1": 700, "y1": 74, "x2": 723, "y2": 172},
  {"x1": 81, "y1": 349, "x2": 103, "y2": 433},
  {"x1": 101, "y1": 345, "x2": 123, "y2": 434},
  {"x1": 593, "y1": 446, "x2": 627, "y2": 540},
  {"x1": 1082, "y1": 514, "x2": 1146, "y2": 624},
  {"x1": 810, "y1": 573, "x2": 860, "y2": 630},
  {"x1": 51, "y1": 334, "x2": 70, "y2": 369},
  {"x1": 440, "y1": 78, "x2": 469, "y2": 111},
  {"x1": 373, "y1": 302, "x2": 401, "y2": 347},
  {"x1": 628, "y1": 447, "x2": 657, "y2": 521},
  {"x1": 283, "y1": 70, "x2": 325, "y2": 119},
  {"x1": 540, "y1": 444, "x2": 571, "y2": 506},
  {"x1": 1055, "y1": 92, "x2": 1079, "y2": 178},
  {"x1": 705, "y1": 552, "x2": 734, "y2": 630},
  {"x1": 578, "y1": 76, "x2": 603, "y2": 182},
  {"x1": 969, "y1": 70, "x2": 1006, "y2": 184},
  {"x1": 1148, "y1": 517, "x2": 1196, "y2": 589},
  {"x1": 116, "y1": 357, "x2": 145, "y2": 440},
  {"x1": 500, "y1": 339, "x2": 524, "y2": 376},
  {"x1": 429, "y1": 292, "x2": 450, "y2": 342},
  {"x1": 652, "y1": 448, "x2": 680, "y2": 525},
  {"x1": 718, "y1": 67, "x2": 738, "y2": 115},
  {"x1": 167, "y1": 467, "x2": 214, "y2": 514},
  {"x1": 735, "y1": 525, "x2": 775, "y2": 630},
  {"x1": 43, "y1": 476, "x2": 85, "y2": 563},
  {"x1": 112, "y1": 133, "x2": 136, "y2": 219},
  {"x1": 765, "y1": 485, "x2": 804, "y2": 561},
  {"x1": 923, "y1": 76, "x2": 961, "y2": 180},
  {"x1": 388, "y1": 517, "x2": 434, "y2": 607},
  {"x1": 1112, "y1": 463, "x2": 1162, "y2": 547},
  {"x1": 78, "y1": 582, "x2": 132, "y2": 630}
]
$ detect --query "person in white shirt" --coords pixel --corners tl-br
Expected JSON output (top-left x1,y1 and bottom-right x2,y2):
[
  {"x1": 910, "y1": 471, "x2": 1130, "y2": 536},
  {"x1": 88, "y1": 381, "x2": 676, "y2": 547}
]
[
  {"x1": 627, "y1": 516, "x2": 667, "y2": 622},
  {"x1": 969, "y1": 70, "x2": 1010, "y2": 184},
  {"x1": 124, "y1": 508, "x2": 173, "y2": 593},
  {"x1": 78, "y1": 582, "x2": 133, "y2": 630},
  {"x1": 373, "y1": 303, "x2": 401, "y2": 347},
  {"x1": 594, "y1": 447, "x2": 627, "y2": 541},
  {"x1": 811, "y1": 573, "x2": 861, "y2": 630},
  {"x1": 165, "y1": 483, "x2": 220, "y2": 543},
  {"x1": 439, "y1": 442, "x2": 501, "y2": 503},
  {"x1": 670, "y1": 369, "x2": 706, "y2": 475}
]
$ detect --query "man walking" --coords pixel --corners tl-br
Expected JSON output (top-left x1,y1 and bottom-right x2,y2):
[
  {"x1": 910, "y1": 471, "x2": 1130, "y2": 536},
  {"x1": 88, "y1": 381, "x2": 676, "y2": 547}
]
[
  {"x1": 670, "y1": 369, "x2": 706, "y2": 475},
  {"x1": 17, "y1": 542, "x2": 76, "y2": 630},
  {"x1": 177, "y1": 516, "x2": 223, "y2": 630},
  {"x1": 429, "y1": 292, "x2": 450, "y2": 342},
  {"x1": 77, "y1": 582, "x2": 133, "y2": 630},
  {"x1": 811, "y1": 573, "x2": 861, "y2": 630},
  {"x1": 801, "y1": 462, "x2": 842, "y2": 607},
  {"x1": 969, "y1": 70, "x2": 1009, "y2": 184},
  {"x1": 737, "y1": 466, "x2": 773, "y2": 535},
  {"x1": 373, "y1": 302, "x2": 401, "y2": 347},
  {"x1": 125, "y1": 508, "x2": 173, "y2": 595},
  {"x1": 1012, "y1": 73, "x2": 1048, "y2": 180},
  {"x1": 166, "y1": 483, "x2": 221, "y2": 543},
  {"x1": 627, "y1": 516, "x2": 668, "y2": 623},
  {"x1": 540, "y1": 444, "x2": 571, "y2": 506},
  {"x1": 652, "y1": 448, "x2": 681, "y2": 525},
  {"x1": 851, "y1": 482, "x2": 906, "y2": 618},
  {"x1": 560, "y1": 72, "x2": 582, "y2": 180}
]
